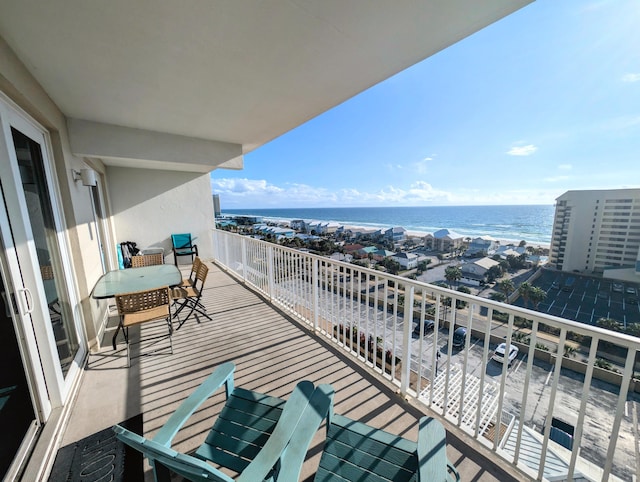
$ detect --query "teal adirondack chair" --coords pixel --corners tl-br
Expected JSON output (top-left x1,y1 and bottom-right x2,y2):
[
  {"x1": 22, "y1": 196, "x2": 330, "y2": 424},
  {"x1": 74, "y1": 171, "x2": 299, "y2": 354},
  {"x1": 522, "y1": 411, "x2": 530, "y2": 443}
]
[
  {"x1": 113, "y1": 362, "x2": 334, "y2": 482},
  {"x1": 312, "y1": 407, "x2": 460, "y2": 482}
]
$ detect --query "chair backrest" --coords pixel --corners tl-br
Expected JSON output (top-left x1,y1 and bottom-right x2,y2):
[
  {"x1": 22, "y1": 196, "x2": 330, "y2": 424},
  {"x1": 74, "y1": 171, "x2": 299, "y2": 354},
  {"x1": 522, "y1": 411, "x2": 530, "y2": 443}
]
[
  {"x1": 131, "y1": 253, "x2": 164, "y2": 267},
  {"x1": 115, "y1": 287, "x2": 171, "y2": 315},
  {"x1": 40, "y1": 265, "x2": 54, "y2": 280},
  {"x1": 193, "y1": 262, "x2": 209, "y2": 290},
  {"x1": 171, "y1": 233, "x2": 194, "y2": 249},
  {"x1": 315, "y1": 412, "x2": 457, "y2": 482},
  {"x1": 186, "y1": 257, "x2": 202, "y2": 284}
]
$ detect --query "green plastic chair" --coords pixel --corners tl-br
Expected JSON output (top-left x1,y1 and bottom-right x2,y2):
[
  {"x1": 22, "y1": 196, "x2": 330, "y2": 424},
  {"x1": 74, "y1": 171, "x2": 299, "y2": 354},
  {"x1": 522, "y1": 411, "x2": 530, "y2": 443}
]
[
  {"x1": 312, "y1": 408, "x2": 460, "y2": 482},
  {"x1": 113, "y1": 362, "x2": 333, "y2": 482}
]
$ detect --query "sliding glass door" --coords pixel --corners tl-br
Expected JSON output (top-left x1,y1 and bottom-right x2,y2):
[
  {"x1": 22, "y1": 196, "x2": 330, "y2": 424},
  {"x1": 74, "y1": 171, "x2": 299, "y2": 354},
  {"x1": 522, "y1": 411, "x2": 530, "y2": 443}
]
[{"x1": 0, "y1": 97, "x2": 85, "y2": 478}]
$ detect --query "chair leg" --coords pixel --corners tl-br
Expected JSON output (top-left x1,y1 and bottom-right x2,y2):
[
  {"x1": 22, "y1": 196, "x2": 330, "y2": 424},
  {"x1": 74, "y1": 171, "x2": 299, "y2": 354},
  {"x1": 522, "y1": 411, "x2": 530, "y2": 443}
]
[
  {"x1": 125, "y1": 327, "x2": 131, "y2": 368},
  {"x1": 173, "y1": 296, "x2": 211, "y2": 330},
  {"x1": 166, "y1": 316, "x2": 173, "y2": 354}
]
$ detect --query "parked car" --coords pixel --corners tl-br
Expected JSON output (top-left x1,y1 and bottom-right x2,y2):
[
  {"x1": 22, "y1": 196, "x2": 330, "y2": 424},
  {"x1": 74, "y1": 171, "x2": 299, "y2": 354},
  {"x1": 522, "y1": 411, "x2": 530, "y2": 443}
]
[
  {"x1": 626, "y1": 286, "x2": 636, "y2": 296},
  {"x1": 413, "y1": 319, "x2": 435, "y2": 336},
  {"x1": 452, "y1": 327, "x2": 467, "y2": 349},
  {"x1": 492, "y1": 342, "x2": 519, "y2": 366},
  {"x1": 612, "y1": 283, "x2": 624, "y2": 293}
]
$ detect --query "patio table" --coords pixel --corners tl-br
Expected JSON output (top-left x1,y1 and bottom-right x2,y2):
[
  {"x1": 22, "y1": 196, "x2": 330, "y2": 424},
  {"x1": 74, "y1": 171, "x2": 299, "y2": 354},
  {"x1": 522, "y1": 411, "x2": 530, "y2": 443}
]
[
  {"x1": 91, "y1": 265, "x2": 181, "y2": 299},
  {"x1": 91, "y1": 265, "x2": 182, "y2": 350}
]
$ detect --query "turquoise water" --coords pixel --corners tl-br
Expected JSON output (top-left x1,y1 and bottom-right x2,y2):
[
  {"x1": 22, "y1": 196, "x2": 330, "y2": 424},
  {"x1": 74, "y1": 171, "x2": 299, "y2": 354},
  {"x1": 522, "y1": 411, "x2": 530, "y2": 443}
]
[{"x1": 222, "y1": 205, "x2": 555, "y2": 245}]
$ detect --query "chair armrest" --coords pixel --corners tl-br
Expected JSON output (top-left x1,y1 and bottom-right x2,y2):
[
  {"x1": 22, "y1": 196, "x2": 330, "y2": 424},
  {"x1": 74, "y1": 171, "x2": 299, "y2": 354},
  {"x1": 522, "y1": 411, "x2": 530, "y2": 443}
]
[
  {"x1": 114, "y1": 425, "x2": 236, "y2": 482},
  {"x1": 237, "y1": 380, "x2": 317, "y2": 482},
  {"x1": 274, "y1": 384, "x2": 334, "y2": 481},
  {"x1": 418, "y1": 416, "x2": 454, "y2": 482},
  {"x1": 153, "y1": 362, "x2": 235, "y2": 447}
]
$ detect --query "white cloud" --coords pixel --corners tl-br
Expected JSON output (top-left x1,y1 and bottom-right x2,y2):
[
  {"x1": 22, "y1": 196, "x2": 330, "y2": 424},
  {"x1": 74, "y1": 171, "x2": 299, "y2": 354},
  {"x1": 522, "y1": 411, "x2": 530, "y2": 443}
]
[
  {"x1": 507, "y1": 144, "x2": 537, "y2": 156},
  {"x1": 211, "y1": 178, "x2": 283, "y2": 194},
  {"x1": 558, "y1": 164, "x2": 572, "y2": 171},
  {"x1": 211, "y1": 177, "x2": 453, "y2": 208},
  {"x1": 622, "y1": 73, "x2": 640, "y2": 83}
]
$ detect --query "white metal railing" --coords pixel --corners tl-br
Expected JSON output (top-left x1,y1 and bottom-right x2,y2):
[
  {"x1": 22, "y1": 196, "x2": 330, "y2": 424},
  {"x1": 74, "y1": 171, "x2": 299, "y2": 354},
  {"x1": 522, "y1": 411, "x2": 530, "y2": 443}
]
[{"x1": 213, "y1": 230, "x2": 639, "y2": 482}]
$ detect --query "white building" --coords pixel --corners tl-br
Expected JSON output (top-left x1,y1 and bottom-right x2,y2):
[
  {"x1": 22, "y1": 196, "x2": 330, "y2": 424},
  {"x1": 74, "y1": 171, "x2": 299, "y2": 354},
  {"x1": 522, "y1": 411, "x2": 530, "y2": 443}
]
[
  {"x1": 424, "y1": 228, "x2": 465, "y2": 252},
  {"x1": 550, "y1": 189, "x2": 640, "y2": 275},
  {"x1": 466, "y1": 236, "x2": 499, "y2": 257},
  {"x1": 0, "y1": 2, "x2": 533, "y2": 479},
  {"x1": 391, "y1": 252, "x2": 419, "y2": 269},
  {"x1": 461, "y1": 257, "x2": 500, "y2": 285}
]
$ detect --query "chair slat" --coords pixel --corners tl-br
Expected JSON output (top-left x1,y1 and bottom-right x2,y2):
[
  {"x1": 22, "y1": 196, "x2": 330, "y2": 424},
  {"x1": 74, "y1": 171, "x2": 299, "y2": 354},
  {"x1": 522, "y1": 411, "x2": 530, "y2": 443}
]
[{"x1": 315, "y1": 413, "x2": 457, "y2": 482}]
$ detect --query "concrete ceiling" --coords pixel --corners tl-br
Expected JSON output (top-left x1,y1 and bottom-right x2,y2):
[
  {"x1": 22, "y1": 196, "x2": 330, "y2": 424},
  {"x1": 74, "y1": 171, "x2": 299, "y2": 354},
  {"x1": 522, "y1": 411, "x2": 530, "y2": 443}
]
[{"x1": 0, "y1": 0, "x2": 532, "y2": 160}]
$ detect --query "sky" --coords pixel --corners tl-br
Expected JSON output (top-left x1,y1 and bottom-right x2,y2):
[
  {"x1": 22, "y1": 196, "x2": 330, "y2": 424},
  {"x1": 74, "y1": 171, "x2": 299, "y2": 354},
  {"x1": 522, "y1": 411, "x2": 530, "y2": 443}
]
[{"x1": 211, "y1": 0, "x2": 640, "y2": 209}]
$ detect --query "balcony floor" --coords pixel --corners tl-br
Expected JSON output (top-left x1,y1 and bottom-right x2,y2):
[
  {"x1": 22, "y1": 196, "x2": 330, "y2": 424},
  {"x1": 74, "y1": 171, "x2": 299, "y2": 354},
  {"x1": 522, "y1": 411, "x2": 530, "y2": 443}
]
[{"x1": 59, "y1": 261, "x2": 529, "y2": 481}]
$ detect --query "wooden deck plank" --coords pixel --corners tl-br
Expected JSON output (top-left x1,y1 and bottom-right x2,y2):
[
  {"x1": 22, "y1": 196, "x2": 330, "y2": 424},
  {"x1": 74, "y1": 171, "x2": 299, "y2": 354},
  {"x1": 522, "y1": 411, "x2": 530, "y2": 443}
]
[{"x1": 63, "y1": 261, "x2": 528, "y2": 482}]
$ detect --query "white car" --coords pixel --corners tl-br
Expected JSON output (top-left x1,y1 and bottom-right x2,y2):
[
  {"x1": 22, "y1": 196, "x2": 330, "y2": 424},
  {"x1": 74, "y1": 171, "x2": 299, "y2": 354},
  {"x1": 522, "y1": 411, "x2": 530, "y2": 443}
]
[{"x1": 492, "y1": 343, "x2": 519, "y2": 366}]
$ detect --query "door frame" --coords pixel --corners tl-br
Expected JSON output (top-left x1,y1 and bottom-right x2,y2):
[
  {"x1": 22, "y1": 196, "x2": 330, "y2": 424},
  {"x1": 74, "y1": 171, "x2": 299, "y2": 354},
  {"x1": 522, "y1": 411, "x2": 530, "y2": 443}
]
[{"x1": 0, "y1": 94, "x2": 86, "y2": 409}]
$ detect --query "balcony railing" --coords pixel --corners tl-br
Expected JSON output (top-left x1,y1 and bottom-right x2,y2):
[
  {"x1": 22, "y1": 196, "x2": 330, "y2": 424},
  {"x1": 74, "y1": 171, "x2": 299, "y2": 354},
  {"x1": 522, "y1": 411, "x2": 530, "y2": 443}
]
[{"x1": 213, "y1": 230, "x2": 639, "y2": 482}]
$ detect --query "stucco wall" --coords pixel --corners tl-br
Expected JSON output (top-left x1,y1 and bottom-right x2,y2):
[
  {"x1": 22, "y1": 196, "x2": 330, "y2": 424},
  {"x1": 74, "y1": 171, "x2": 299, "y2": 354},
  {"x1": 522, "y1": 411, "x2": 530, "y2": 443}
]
[
  {"x1": 0, "y1": 34, "x2": 105, "y2": 347},
  {"x1": 106, "y1": 167, "x2": 215, "y2": 264}
]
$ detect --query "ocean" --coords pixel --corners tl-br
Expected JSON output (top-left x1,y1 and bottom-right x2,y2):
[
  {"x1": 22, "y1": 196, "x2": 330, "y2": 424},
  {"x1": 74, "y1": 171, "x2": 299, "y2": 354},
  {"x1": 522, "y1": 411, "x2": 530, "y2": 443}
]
[{"x1": 222, "y1": 205, "x2": 555, "y2": 245}]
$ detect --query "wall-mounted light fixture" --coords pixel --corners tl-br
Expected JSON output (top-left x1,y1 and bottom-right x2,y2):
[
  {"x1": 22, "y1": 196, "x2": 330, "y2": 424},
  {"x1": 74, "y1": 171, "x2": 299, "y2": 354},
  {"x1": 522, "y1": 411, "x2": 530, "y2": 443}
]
[{"x1": 72, "y1": 168, "x2": 98, "y2": 187}]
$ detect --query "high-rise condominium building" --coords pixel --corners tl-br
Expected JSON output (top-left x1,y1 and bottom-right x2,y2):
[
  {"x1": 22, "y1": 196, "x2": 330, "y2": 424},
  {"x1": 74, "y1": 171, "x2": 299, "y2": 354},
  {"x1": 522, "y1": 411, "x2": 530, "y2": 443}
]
[
  {"x1": 550, "y1": 189, "x2": 640, "y2": 274},
  {"x1": 213, "y1": 194, "x2": 221, "y2": 217}
]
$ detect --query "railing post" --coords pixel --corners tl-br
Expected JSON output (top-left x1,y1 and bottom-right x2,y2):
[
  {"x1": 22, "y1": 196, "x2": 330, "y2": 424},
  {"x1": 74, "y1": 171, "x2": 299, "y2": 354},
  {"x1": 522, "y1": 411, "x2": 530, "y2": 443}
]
[
  {"x1": 267, "y1": 245, "x2": 275, "y2": 301},
  {"x1": 312, "y1": 257, "x2": 319, "y2": 331},
  {"x1": 400, "y1": 285, "x2": 414, "y2": 395},
  {"x1": 223, "y1": 232, "x2": 230, "y2": 268},
  {"x1": 241, "y1": 236, "x2": 247, "y2": 283}
]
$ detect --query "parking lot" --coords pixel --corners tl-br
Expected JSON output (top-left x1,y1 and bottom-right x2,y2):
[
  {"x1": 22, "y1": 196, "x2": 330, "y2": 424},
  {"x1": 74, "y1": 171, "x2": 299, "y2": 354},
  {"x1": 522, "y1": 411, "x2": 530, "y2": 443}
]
[
  {"x1": 409, "y1": 326, "x2": 639, "y2": 481},
  {"x1": 512, "y1": 269, "x2": 640, "y2": 327}
]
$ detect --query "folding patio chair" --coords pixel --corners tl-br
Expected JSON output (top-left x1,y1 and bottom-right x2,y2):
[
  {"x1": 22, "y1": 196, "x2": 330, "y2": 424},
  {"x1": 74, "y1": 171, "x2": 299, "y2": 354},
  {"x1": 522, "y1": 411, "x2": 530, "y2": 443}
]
[
  {"x1": 131, "y1": 253, "x2": 164, "y2": 267},
  {"x1": 179, "y1": 256, "x2": 201, "y2": 288},
  {"x1": 172, "y1": 261, "x2": 211, "y2": 329},
  {"x1": 114, "y1": 286, "x2": 173, "y2": 367}
]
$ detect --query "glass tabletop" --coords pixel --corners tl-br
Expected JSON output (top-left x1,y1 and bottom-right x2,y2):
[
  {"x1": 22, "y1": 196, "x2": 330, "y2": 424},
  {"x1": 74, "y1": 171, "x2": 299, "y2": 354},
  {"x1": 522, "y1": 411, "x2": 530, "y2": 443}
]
[{"x1": 91, "y1": 264, "x2": 182, "y2": 299}]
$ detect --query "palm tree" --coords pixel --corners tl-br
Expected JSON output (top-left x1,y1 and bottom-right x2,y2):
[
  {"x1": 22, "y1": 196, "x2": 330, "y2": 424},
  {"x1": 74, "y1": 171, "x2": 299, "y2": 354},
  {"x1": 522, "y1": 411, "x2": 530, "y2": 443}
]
[
  {"x1": 489, "y1": 292, "x2": 507, "y2": 302},
  {"x1": 597, "y1": 317, "x2": 622, "y2": 332},
  {"x1": 444, "y1": 266, "x2": 462, "y2": 288},
  {"x1": 497, "y1": 279, "x2": 515, "y2": 301},
  {"x1": 518, "y1": 282, "x2": 532, "y2": 308},
  {"x1": 529, "y1": 286, "x2": 547, "y2": 310},
  {"x1": 563, "y1": 345, "x2": 577, "y2": 358}
]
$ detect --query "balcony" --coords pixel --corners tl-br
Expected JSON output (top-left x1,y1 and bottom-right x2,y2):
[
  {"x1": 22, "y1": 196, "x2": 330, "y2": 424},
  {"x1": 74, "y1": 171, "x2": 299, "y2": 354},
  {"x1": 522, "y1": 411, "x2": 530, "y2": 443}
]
[{"x1": 60, "y1": 231, "x2": 639, "y2": 481}]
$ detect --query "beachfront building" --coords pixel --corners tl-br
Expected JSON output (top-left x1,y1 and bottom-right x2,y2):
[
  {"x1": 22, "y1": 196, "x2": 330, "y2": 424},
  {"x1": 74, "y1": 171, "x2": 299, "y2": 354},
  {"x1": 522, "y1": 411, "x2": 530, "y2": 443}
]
[
  {"x1": 494, "y1": 245, "x2": 526, "y2": 259},
  {"x1": 290, "y1": 219, "x2": 306, "y2": 231},
  {"x1": 305, "y1": 220, "x2": 341, "y2": 235},
  {"x1": 212, "y1": 194, "x2": 221, "y2": 217},
  {"x1": 424, "y1": 228, "x2": 465, "y2": 252},
  {"x1": 461, "y1": 257, "x2": 501, "y2": 285},
  {"x1": 385, "y1": 226, "x2": 407, "y2": 242},
  {"x1": 549, "y1": 189, "x2": 640, "y2": 276},
  {"x1": 344, "y1": 226, "x2": 382, "y2": 240},
  {"x1": 466, "y1": 235, "x2": 499, "y2": 257},
  {"x1": 392, "y1": 251, "x2": 419, "y2": 269},
  {"x1": 253, "y1": 224, "x2": 295, "y2": 239}
]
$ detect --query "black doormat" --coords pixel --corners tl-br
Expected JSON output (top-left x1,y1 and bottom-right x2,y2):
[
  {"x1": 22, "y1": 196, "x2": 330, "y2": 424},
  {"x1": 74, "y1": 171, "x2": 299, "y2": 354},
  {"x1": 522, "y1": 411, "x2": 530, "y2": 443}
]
[{"x1": 48, "y1": 414, "x2": 143, "y2": 481}]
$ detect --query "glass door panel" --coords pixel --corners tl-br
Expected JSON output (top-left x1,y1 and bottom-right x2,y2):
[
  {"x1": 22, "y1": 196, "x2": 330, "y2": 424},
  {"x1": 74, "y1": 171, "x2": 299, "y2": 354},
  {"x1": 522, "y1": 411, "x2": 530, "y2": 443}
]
[
  {"x1": 0, "y1": 204, "x2": 39, "y2": 480},
  {"x1": 10, "y1": 128, "x2": 79, "y2": 375}
]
